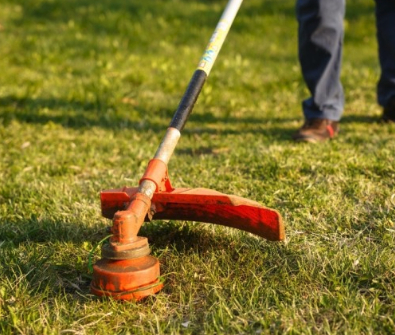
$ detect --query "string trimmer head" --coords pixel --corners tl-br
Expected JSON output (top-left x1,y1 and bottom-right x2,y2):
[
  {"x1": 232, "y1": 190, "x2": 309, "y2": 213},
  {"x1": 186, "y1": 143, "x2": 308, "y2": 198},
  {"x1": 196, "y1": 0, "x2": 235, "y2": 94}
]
[{"x1": 90, "y1": 0, "x2": 285, "y2": 301}]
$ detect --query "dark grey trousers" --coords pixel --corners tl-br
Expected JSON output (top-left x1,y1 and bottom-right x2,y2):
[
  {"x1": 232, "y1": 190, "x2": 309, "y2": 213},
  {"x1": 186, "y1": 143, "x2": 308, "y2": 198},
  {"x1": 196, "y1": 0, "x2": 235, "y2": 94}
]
[{"x1": 296, "y1": 0, "x2": 395, "y2": 121}]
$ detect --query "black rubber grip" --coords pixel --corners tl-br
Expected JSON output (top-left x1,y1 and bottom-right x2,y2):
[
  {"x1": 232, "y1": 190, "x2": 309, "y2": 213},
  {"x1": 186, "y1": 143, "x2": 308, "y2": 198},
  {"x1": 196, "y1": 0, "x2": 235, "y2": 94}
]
[{"x1": 169, "y1": 69, "x2": 207, "y2": 131}]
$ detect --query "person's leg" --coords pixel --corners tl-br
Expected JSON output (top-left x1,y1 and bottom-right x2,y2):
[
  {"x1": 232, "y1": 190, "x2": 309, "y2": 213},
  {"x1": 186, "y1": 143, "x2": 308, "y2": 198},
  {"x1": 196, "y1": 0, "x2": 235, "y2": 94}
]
[
  {"x1": 296, "y1": 0, "x2": 346, "y2": 122},
  {"x1": 375, "y1": 0, "x2": 395, "y2": 121}
]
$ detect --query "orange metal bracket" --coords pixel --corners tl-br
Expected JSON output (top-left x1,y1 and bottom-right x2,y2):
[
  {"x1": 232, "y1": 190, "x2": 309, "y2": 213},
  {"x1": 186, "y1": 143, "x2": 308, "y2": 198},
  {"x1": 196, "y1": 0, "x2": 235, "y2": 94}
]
[{"x1": 139, "y1": 159, "x2": 173, "y2": 192}]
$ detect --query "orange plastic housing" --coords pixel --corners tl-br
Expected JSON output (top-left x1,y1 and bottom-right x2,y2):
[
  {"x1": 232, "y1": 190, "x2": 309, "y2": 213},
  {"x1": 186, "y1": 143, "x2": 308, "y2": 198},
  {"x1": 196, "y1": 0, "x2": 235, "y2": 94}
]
[
  {"x1": 101, "y1": 187, "x2": 285, "y2": 241},
  {"x1": 90, "y1": 256, "x2": 163, "y2": 301}
]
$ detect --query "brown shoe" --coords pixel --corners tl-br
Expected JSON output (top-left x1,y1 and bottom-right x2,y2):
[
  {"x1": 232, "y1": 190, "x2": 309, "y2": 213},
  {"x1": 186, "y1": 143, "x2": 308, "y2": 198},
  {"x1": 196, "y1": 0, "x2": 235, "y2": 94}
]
[
  {"x1": 382, "y1": 97, "x2": 395, "y2": 123},
  {"x1": 292, "y1": 118, "x2": 339, "y2": 143}
]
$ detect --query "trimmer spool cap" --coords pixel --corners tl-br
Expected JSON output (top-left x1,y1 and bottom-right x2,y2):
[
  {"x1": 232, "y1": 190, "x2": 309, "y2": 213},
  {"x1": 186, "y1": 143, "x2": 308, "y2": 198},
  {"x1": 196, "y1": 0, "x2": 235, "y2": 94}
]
[{"x1": 90, "y1": 255, "x2": 163, "y2": 301}]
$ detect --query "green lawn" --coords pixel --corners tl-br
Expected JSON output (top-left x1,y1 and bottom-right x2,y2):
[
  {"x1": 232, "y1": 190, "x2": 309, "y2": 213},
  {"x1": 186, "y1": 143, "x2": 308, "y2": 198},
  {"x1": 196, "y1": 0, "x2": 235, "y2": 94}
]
[{"x1": 1, "y1": 0, "x2": 395, "y2": 334}]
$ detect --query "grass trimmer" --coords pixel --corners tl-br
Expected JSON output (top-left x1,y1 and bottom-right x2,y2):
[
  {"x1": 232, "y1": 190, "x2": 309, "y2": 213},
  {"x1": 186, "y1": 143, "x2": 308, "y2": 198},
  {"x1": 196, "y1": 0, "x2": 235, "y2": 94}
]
[{"x1": 90, "y1": 0, "x2": 285, "y2": 301}]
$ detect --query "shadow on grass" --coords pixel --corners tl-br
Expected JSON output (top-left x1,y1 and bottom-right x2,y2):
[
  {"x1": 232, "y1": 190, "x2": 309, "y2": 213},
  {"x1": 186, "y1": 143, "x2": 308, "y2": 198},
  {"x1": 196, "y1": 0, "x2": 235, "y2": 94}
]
[
  {"x1": 0, "y1": 218, "x2": 109, "y2": 298},
  {"x1": 0, "y1": 216, "x2": 293, "y2": 300},
  {"x1": 140, "y1": 220, "x2": 240, "y2": 253},
  {"x1": 141, "y1": 220, "x2": 309, "y2": 307},
  {"x1": 0, "y1": 95, "x2": 297, "y2": 141},
  {"x1": 0, "y1": 95, "x2": 174, "y2": 133},
  {"x1": 0, "y1": 218, "x2": 108, "y2": 245},
  {"x1": 0, "y1": 95, "x2": 144, "y2": 129},
  {"x1": 341, "y1": 114, "x2": 380, "y2": 124}
]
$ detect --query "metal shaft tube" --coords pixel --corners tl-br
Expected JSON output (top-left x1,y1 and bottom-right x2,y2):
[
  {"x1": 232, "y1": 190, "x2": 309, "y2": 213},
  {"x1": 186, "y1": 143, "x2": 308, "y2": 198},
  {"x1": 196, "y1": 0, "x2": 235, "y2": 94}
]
[
  {"x1": 138, "y1": 0, "x2": 243, "y2": 198},
  {"x1": 170, "y1": 0, "x2": 243, "y2": 131}
]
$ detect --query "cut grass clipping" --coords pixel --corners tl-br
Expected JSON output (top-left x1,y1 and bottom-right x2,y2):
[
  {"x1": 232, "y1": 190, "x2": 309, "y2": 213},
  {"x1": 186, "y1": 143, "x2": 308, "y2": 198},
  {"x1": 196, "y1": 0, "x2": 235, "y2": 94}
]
[{"x1": 1, "y1": 0, "x2": 395, "y2": 334}]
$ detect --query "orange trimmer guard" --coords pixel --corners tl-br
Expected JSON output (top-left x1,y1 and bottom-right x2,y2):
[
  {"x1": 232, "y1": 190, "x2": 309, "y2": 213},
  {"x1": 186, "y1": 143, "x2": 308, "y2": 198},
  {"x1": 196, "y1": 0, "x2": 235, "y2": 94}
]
[{"x1": 101, "y1": 187, "x2": 285, "y2": 241}]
